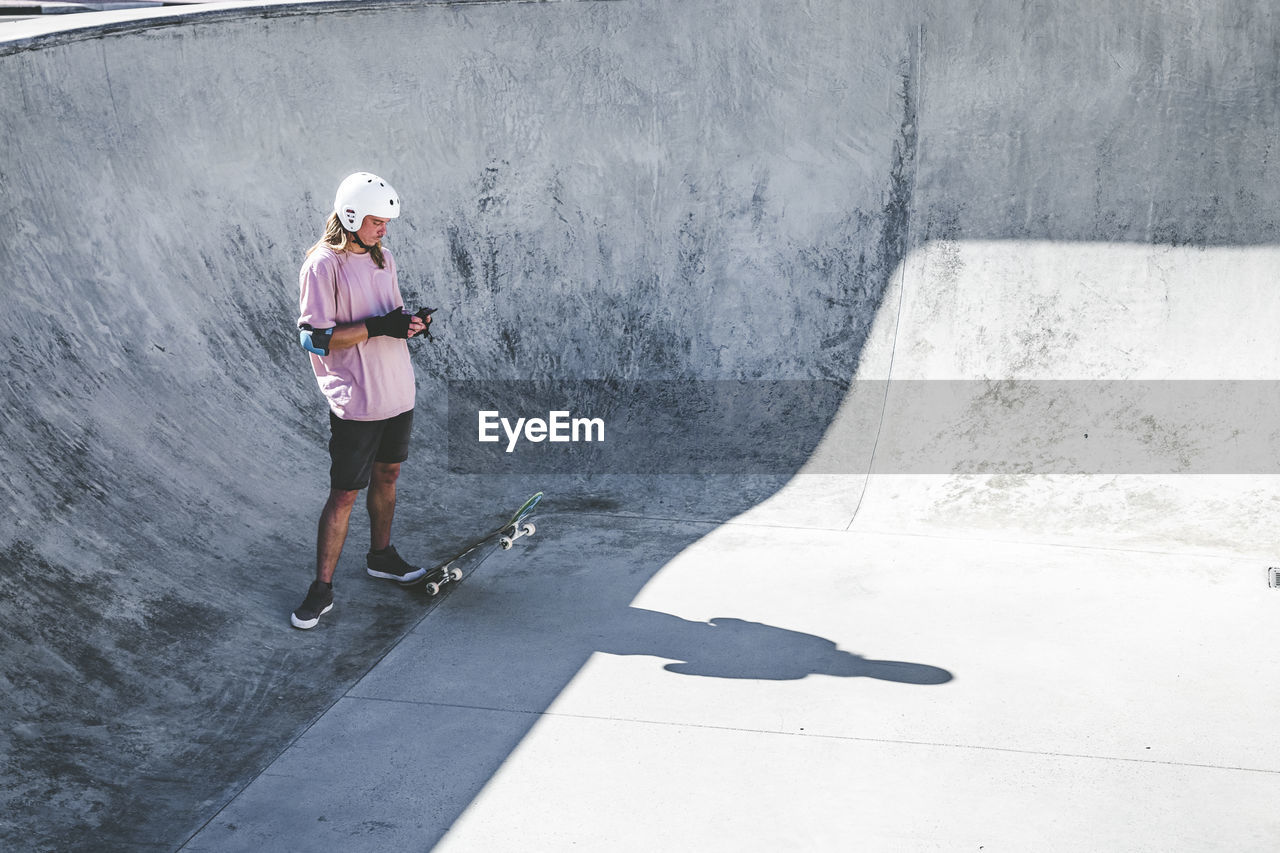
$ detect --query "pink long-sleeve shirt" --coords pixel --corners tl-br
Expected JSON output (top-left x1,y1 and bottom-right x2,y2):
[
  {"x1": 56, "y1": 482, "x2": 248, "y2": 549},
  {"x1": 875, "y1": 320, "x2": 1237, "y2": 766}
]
[{"x1": 298, "y1": 246, "x2": 415, "y2": 421}]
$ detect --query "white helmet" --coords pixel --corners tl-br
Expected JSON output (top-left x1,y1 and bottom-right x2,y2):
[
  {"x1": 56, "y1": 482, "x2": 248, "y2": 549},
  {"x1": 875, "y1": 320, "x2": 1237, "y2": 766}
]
[{"x1": 333, "y1": 172, "x2": 400, "y2": 232}]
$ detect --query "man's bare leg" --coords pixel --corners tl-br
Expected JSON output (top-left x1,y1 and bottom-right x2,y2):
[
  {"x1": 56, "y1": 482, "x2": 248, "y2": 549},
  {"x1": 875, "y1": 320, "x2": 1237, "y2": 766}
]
[
  {"x1": 315, "y1": 488, "x2": 360, "y2": 583},
  {"x1": 292, "y1": 487, "x2": 359, "y2": 628},
  {"x1": 364, "y1": 462, "x2": 426, "y2": 582},
  {"x1": 367, "y1": 461, "x2": 401, "y2": 552}
]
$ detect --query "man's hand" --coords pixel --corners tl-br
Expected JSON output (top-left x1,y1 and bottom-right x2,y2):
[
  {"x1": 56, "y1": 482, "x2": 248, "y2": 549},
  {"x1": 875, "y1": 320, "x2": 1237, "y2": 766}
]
[{"x1": 409, "y1": 307, "x2": 436, "y2": 339}]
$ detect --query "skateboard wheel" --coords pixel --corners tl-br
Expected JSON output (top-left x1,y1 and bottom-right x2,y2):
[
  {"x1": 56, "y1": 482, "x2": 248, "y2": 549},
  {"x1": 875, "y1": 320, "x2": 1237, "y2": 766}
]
[
  {"x1": 449, "y1": 568, "x2": 463, "y2": 581},
  {"x1": 500, "y1": 536, "x2": 514, "y2": 550},
  {"x1": 521, "y1": 522, "x2": 536, "y2": 537},
  {"x1": 425, "y1": 581, "x2": 440, "y2": 595}
]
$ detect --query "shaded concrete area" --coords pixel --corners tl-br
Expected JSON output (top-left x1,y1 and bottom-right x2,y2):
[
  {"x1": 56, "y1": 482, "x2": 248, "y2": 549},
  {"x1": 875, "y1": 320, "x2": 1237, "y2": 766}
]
[{"x1": 1, "y1": 0, "x2": 1279, "y2": 850}]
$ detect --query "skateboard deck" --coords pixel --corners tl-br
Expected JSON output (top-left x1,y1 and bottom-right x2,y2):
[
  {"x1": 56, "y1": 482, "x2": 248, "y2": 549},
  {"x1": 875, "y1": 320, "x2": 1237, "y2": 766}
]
[{"x1": 411, "y1": 491, "x2": 543, "y2": 595}]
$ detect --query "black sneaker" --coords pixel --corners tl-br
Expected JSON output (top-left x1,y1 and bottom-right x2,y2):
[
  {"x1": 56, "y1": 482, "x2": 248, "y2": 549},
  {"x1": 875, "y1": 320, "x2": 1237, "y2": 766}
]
[
  {"x1": 291, "y1": 580, "x2": 333, "y2": 630},
  {"x1": 366, "y1": 545, "x2": 428, "y2": 584}
]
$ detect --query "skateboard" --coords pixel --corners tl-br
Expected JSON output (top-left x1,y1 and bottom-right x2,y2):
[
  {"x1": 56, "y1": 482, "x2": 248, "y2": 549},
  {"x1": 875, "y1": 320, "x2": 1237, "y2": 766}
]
[{"x1": 413, "y1": 491, "x2": 543, "y2": 595}]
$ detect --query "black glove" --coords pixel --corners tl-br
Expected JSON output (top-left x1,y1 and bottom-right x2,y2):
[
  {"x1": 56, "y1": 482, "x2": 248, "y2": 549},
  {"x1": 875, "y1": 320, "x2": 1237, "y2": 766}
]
[{"x1": 365, "y1": 307, "x2": 412, "y2": 339}]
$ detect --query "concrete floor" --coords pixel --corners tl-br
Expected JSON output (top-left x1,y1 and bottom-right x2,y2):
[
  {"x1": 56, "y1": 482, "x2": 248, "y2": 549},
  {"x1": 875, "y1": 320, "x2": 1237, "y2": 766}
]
[
  {"x1": 2, "y1": 1, "x2": 1280, "y2": 850},
  {"x1": 182, "y1": 501, "x2": 1280, "y2": 851}
]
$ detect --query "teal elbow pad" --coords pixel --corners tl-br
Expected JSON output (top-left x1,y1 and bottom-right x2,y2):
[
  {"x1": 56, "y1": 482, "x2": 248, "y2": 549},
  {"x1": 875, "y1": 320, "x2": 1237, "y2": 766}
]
[{"x1": 299, "y1": 326, "x2": 334, "y2": 356}]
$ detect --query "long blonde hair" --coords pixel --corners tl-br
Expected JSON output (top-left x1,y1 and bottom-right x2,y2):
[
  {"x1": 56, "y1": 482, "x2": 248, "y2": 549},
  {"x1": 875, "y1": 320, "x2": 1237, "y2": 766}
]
[{"x1": 307, "y1": 212, "x2": 387, "y2": 269}]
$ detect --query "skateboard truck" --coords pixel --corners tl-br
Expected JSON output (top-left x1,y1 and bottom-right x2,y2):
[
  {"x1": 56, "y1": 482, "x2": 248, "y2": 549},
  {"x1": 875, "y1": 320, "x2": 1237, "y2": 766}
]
[
  {"x1": 422, "y1": 566, "x2": 463, "y2": 596},
  {"x1": 500, "y1": 521, "x2": 536, "y2": 551}
]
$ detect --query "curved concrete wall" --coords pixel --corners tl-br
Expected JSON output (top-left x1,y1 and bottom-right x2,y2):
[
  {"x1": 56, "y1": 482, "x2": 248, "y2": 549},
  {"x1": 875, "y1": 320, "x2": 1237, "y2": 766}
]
[
  {"x1": 2, "y1": 0, "x2": 1278, "y2": 847},
  {"x1": 0, "y1": 0, "x2": 911, "y2": 846}
]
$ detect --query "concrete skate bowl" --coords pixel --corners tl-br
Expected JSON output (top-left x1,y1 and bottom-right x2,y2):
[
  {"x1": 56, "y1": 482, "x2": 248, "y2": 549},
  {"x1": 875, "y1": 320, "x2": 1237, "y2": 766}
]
[{"x1": 3, "y1": 0, "x2": 1280, "y2": 849}]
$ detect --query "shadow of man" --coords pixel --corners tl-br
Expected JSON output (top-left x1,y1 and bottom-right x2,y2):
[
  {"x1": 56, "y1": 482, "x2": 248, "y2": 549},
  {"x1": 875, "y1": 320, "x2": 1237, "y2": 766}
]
[{"x1": 598, "y1": 608, "x2": 953, "y2": 684}]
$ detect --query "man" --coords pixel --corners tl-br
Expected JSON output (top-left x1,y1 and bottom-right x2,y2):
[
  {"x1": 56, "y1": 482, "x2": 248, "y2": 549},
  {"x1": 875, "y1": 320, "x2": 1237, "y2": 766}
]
[{"x1": 291, "y1": 172, "x2": 432, "y2": 630}]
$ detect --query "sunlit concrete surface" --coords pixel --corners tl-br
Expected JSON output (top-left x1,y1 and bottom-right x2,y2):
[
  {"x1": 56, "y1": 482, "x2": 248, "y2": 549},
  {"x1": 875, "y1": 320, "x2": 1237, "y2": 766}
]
[{"x1": 2, "y1": 1, "x2": 1279, "y2": 850}]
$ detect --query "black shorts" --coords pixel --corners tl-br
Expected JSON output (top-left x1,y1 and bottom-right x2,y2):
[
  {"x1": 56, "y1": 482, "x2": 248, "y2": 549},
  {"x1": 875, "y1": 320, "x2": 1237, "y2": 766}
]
[{"x1": 328, "y1": 409, "x2": 414, "y2": 491}]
